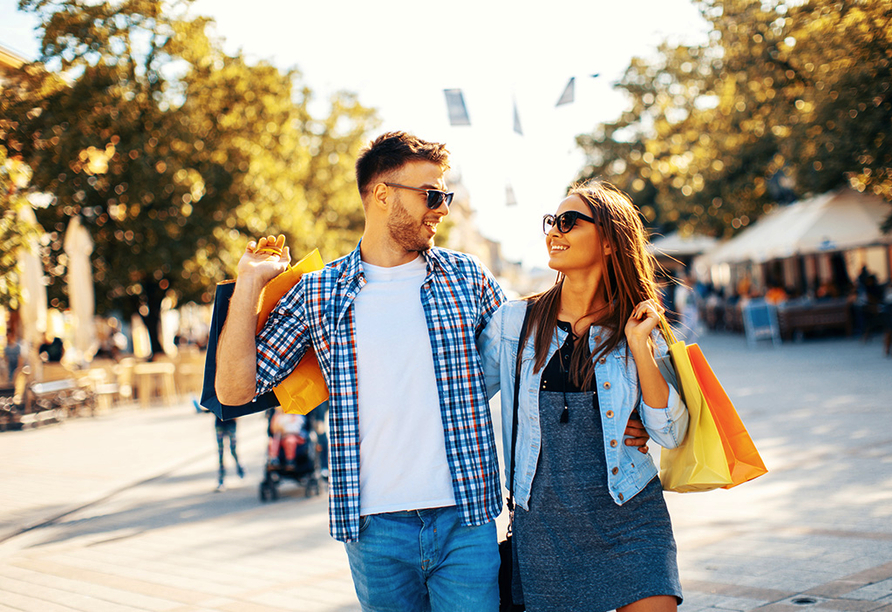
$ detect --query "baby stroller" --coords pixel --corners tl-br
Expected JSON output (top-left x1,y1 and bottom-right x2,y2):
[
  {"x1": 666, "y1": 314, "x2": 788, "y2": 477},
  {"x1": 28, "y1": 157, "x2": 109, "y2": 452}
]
[{"x1": 259, "y1": 407, "x2": 322, "y2": 501}]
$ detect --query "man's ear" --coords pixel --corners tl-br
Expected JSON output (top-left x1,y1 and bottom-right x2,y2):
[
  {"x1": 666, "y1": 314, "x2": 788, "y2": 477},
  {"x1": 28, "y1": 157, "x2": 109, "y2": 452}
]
[{"x1": 371, "y1": 182, "x2": 389, "y2": 211}]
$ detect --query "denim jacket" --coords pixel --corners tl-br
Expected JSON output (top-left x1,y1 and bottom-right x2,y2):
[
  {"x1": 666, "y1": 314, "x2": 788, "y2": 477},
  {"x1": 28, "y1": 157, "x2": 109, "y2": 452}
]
[{"x1": 477, "y1": 300, "x2": 689, "y2": 509}]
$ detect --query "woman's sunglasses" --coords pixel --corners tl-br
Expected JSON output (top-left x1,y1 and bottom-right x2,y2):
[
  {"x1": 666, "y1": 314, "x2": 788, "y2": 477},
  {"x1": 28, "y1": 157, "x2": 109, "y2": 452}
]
[
  {"x1": 384, "y1": 183, "x2": 455, "y2": 210},
  {"x1": 543, "y1": 210, "x2": 596, "y2": 235}
]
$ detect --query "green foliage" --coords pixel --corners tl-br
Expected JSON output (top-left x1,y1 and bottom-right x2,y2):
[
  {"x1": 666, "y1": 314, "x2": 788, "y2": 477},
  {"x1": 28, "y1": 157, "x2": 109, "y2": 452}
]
[
  {"x1": 1, "y1": 0, "x2": 379, "y2": 351},
  {"x1": 0, "y1": 146, "x2": 42, "y2": 310},
  {"x1": 576, "y1": 0, "x2": 892, "y2": 237}
]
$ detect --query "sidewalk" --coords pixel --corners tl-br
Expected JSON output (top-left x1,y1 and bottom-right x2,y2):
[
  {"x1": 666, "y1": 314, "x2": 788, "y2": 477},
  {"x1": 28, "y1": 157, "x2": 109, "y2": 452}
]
[
  {"x1": 0, "y1": 332, "x2": 890, "y2": 612},
  {"x1": 0, "y1": 399, "x2": 268, "y2": 543}
]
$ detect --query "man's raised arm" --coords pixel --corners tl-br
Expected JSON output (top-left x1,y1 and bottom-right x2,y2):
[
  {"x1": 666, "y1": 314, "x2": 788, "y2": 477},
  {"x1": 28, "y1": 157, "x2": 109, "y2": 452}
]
[{"x1": 215, "y1": 235, "x2": 290, "y2": 405}]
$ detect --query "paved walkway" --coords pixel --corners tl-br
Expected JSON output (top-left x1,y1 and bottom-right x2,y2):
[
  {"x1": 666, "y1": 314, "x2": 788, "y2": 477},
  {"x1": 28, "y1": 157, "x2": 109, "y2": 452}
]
[{"x1": 0, "y1": 332, "x2": 890, "y2": 611}]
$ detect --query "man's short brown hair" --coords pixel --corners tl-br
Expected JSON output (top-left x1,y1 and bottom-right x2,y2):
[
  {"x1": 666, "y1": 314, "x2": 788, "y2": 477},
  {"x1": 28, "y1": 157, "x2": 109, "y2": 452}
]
[{"x1": 355, "y1": 132, "x2": 450, "y2": 199}]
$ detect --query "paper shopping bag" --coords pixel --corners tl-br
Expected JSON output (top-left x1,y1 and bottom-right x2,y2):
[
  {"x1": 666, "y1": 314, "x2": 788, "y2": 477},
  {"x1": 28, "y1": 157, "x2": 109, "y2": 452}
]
[
  {"x1": 687, "y1": 344, "x2": 767, "y2": 488},
  {"x1": 200, "y1": 249, "x2": 329, "y2": 419},
  {"x1": 658, "y1": 320, "x2": 733, "y2": 492},
  {"x1": 200, "y1": 281, "x2": 279, "y2": 420},
  {"x1": 255, "y1": 249, "x2": 329, "y2": 415}
]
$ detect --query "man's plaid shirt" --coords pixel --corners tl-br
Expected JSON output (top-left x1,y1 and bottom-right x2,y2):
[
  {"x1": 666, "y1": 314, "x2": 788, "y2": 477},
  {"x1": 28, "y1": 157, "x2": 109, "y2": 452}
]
[{"x1": 255, "y1": 245, "x2": 506, "y2": 542}]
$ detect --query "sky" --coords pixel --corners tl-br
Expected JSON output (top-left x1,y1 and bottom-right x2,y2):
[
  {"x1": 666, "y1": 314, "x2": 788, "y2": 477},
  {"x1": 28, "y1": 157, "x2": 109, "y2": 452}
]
[{"x1": 0, "y1": 0, "x2": 710, "y2": 268}]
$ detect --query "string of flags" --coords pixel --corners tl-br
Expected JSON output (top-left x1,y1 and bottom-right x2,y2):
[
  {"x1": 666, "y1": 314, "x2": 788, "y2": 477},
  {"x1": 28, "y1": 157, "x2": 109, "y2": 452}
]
[
  {"x1": 443, "y1": 73, "x2": 601, "y2": 130},
  {"x1": 443, "y1": 74, "x2": 601, "y2": 207}
]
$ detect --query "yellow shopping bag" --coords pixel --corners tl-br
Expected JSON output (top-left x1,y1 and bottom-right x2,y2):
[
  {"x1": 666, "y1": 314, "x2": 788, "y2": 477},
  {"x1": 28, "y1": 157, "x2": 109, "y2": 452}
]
[
  {"x1": 256, "y1": 249, "x2": 329, "y2": 415},
  {"x1": 658, "y1": 319, "x2": 733, "y2": 492}
]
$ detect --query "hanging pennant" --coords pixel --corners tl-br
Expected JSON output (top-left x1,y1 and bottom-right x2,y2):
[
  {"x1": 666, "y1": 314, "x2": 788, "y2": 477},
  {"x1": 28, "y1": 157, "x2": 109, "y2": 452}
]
[
  {"x1": 444, "y1": 89, "x2": 471, "y2": 126},
  {"x1": 513, "y1": 99, "x2": 523, "y2": 135},
  {"x1": 506, "y1": 184, "x2": 518, "y2": 207},
  {"x1": 556, "y1": 77, "x2": 575, "y2": 106}
]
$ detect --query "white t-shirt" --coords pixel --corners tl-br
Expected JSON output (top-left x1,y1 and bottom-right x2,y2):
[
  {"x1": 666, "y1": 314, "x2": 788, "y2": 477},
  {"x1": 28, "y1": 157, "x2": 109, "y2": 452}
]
[{"x1": 353, "y1": 255, "x2": 456, "y2": 515}]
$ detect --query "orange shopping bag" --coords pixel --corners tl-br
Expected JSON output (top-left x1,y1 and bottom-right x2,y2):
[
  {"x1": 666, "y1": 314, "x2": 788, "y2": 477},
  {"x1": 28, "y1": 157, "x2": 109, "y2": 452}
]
[
  {"x1": 256, "y1": 249, "x2": 329, "y2": 415},
  {"x1": 687, "y1": 344, "x2": 767, "y2": 488}
]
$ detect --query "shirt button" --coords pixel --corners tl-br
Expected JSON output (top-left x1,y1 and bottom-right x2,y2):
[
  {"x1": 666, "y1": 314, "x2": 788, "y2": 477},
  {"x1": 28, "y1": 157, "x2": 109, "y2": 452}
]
[
  {"x1": 605, "y1": 410, "x2": 614, "y2": 418},
  {"x1": 595, "y1": 336, "x2": 601, "y2": 342},
  {"x1": 599, "y1": 357, "x2": 606, "y2": 364},
  {"x1": 612, "y1": 467, "x2": 619, "y2": 475},
  {"x1": 603, "y1": 381, "x2": 611, "y2": 390},
  {"x1": 610, "y1": 439, "x2": 618, "y2": 448},
  {"x1": 618, "y1": 493, "x2": 624, "y2": 501}
]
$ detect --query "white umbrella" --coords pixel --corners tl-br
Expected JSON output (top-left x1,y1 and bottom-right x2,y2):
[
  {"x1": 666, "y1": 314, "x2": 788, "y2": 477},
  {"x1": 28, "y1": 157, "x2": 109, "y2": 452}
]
[
  {"x1": 63, "y1": 216, "x2": 97, "y2": 367},
  {"x1": 702, "y1": 188, "x2": 892, "y2": 266},
  {"x1": 648, "y1": 231, "x2": 718, "y2": 257},
  {"x1": 17, "y1": 204, "x2": 48, "y2": 378}
]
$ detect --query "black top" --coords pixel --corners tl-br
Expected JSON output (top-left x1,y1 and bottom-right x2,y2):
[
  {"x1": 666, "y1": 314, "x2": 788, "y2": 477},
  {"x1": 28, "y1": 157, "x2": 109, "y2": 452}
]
[{"x1": 540, "y1": 320, "x2": 595, "y2": 394}]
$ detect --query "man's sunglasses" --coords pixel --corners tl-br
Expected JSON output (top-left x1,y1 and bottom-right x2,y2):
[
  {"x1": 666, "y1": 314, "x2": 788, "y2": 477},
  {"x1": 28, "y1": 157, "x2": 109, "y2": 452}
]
[
  {"x1": 384, "y1": 183, "x2": 454, "y2": 210},
  {"x1": 543, "y1": 210, "x2": 596, "y2": 235}
]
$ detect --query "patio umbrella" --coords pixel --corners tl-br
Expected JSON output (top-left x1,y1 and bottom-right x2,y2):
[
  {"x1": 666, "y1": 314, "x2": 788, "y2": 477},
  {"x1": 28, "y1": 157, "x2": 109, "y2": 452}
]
[
  {"x1": 17, "y1": 204, "x2": 47, "y2": 377},
  {"x1": 63, "y1": 216, "x2": 97, "y2": 367},
  {"x1": 648, "y1": 231, "x2": 718, "y2": 257}
]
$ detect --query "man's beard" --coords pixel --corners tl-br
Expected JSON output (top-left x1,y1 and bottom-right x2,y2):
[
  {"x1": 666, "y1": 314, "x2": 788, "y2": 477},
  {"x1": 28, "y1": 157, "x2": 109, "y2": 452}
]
[{"x1": 387, "y1": 195, "x2": 434, "y2": 252}]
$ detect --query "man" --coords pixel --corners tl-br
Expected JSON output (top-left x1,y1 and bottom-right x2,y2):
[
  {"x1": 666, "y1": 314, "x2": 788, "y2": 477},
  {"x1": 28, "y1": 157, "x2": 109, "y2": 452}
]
[
  {"x1": 217, "y1": 132, "x2": 503, "y2": 611},
  {"x1": 216, "y1": 131, "x2": 648, "y2": 611}
]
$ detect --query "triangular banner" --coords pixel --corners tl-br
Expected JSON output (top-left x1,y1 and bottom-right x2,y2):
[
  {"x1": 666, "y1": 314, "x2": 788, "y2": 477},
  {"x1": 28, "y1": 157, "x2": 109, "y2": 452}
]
[
  {"x1": 513, "y1": 99, "x2": 523, "y2": 135},
  {"x1": 556, "y1": 77, "x2": 575, "y2": 106},
  {"x1": 444, "y1": 88, "x2": 471, "y2": 126},
  {"x1": 506, "y1": 184, "x2": 518, "y2": 207}
]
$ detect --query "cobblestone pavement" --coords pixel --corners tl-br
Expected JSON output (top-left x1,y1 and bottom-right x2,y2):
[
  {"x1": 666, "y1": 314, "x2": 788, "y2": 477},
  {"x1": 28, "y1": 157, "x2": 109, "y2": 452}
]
[{"x1": 0, "y1": 332, "x2": 890, "y2": 611}]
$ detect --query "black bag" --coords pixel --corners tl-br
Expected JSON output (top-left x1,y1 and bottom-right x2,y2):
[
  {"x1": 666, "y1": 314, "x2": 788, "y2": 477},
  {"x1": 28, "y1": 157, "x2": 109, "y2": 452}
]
[
  {"x1": 499, "y1": 535, "x2": 523, "y2": 612},
  {"x1": 499, "y1": 302, "x2": 531, "y2": 612},
  {"x1": 200, "y1": 281, "x2": 279, "y2": 420}
]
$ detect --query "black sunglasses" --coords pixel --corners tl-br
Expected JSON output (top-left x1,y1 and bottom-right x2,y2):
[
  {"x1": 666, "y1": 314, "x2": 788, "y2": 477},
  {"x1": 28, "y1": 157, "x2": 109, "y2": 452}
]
[
  {"x1": 384, "y1": 183, "x2": 454, "y2": 210},
  {"x1": 543, "y1": 210, "x2": 596, "y2": 235}
]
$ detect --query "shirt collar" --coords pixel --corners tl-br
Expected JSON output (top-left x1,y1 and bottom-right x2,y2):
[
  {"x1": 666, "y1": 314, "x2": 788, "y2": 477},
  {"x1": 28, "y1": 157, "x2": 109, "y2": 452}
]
[{"x1": 342, "y1": 242, "x2": 453, "y2": 283}]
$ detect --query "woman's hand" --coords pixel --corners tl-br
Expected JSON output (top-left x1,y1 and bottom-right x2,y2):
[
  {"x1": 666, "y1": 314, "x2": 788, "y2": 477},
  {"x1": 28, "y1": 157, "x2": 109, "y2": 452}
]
[
  {"x1": 624, "y1": 299, "x2": 664, "y2": 349},
  {"x1": 626, "y1": 299, "x2": 671, "y2": 409}
]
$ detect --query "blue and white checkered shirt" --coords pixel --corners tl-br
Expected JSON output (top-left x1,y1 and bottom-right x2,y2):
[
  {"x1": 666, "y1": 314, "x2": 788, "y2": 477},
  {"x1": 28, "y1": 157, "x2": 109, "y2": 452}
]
[{"x1": 255, "y1": 244, "x2": 506, "y2": 542}]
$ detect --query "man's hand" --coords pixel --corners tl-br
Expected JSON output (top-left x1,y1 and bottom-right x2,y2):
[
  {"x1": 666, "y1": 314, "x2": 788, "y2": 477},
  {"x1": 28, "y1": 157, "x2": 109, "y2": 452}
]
[
  {"x1": 238, "y1": 234, "x2": 292, "y2": 285},
  {"x1": 623, "y1": 411, "x2": 651, "y2": 455}
]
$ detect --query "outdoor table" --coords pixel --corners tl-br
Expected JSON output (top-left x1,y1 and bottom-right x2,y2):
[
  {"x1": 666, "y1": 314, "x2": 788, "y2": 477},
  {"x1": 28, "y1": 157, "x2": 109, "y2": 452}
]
[{"x1": 134, "y1": 362, "x2": 177, "y2": 408}]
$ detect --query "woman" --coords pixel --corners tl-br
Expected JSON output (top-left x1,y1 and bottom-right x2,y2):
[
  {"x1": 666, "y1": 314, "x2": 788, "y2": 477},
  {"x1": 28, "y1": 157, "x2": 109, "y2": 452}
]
[{"x1": 479, "y1": 180, "x2": 689, "y2": 612}]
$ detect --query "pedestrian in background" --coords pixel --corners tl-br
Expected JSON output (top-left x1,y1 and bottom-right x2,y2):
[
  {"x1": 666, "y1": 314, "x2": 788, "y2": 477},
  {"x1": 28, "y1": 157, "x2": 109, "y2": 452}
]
[
  {"x1": 4, "y1": 331, "x2": 21, "y2": 383},
  {"x1": 479, "y1": 180, "x2": 689, "y2": 612},
  {"x1": 214, "y1": 415, "x2": 244, "y2": 492}
]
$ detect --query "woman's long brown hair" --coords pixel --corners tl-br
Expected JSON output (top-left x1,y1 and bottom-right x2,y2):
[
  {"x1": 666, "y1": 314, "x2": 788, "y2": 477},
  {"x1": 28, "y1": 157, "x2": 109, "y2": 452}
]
[{"x1": 522, "y1": 180, "x2": 661, "y2": 389}]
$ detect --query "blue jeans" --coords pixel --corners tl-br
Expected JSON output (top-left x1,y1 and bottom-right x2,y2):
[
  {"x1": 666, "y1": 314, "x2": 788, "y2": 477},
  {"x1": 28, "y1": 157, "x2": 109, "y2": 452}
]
[{"x1": 344, "y1": 506, "x2": 499, "y2": 612}]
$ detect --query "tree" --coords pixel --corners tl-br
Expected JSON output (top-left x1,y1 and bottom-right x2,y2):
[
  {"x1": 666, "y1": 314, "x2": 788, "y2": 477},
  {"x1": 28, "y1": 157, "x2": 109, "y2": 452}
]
[
  {"x1": 576, "y1": 0, "x2": 892, "y2": 237},
  {"x1": 0, "y1": 146, "x2": 42, "y2": 310},
  {"x1": 1, "y1": 0, "x2": 378, "y2": 356}
]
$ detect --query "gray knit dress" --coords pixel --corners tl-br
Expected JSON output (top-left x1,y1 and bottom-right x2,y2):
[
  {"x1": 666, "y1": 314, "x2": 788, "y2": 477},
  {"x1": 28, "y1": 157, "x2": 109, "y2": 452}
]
[{"x1": 511, "y1": 323, "x2": 683, "y2": 611}]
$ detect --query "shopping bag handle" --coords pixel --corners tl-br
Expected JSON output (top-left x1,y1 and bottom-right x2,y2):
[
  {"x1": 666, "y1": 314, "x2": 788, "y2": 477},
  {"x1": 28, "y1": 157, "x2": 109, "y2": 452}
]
[{"x1": 659, "y1": 314, "x2": 678, "y2": 346}]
